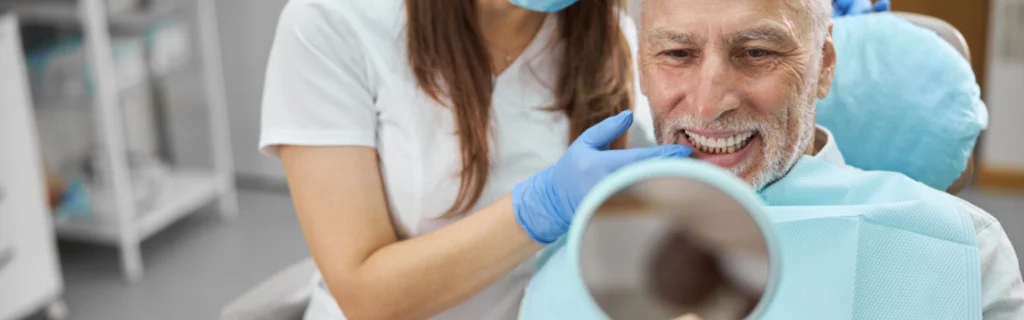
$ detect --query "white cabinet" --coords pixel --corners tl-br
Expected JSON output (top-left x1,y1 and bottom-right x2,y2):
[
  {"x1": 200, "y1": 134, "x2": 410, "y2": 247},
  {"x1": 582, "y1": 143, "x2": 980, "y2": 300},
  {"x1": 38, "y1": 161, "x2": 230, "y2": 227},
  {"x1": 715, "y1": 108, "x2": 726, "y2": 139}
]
[
  {"x1": 0, "y1": 0, "x2": 239, "y2": 282},
  {"x1": 0, "y1": 13, "x2": 67, "y2": 320}
]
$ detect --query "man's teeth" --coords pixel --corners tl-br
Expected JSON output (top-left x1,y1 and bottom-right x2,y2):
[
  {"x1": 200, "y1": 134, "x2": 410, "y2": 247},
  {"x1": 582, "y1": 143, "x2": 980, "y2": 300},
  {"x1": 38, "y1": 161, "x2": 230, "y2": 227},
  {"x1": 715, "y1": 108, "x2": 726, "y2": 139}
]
[{"x1": 684, "y1": 131, "x2": 755, "y2": 154}]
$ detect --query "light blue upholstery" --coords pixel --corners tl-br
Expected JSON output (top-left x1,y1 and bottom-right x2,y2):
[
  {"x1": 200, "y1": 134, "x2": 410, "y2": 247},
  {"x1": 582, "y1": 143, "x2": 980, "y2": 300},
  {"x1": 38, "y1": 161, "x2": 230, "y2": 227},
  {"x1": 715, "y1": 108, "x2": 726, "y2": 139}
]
[{"x1": 817, "y1": 13, "x2": 988, "y2": 191}]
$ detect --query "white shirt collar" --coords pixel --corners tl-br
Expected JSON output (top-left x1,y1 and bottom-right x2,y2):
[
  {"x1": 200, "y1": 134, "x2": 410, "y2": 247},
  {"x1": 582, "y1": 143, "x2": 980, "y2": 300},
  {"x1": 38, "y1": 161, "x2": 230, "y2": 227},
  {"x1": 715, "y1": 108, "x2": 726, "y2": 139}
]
[{"x1": 813, "y1": 125, "x2": 846, "y2": 167}]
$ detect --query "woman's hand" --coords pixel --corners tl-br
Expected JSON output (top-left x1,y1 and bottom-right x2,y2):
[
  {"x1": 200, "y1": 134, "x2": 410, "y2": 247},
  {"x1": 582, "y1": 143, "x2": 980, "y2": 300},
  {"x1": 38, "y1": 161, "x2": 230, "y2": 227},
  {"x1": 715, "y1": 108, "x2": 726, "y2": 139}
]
[{"x1": 512, "y1": 111, "x2": 692, "y2": 244}]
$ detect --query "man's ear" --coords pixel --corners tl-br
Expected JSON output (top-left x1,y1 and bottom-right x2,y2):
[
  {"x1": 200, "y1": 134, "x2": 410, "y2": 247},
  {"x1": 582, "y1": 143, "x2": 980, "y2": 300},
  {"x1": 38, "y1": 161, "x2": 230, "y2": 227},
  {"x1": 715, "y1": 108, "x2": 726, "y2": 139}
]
[{"x1": 816, "y1": 23, "x2": 836, "y2": 99}]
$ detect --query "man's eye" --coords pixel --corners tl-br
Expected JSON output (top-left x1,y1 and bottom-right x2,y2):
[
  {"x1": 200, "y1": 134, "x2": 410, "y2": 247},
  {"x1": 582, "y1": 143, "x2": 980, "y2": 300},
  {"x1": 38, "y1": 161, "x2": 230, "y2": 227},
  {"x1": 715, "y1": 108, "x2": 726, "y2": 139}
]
[
  {"x1": 744, "y1": 49, "x2": 773, "y2": 59},
  {"x1": 663, "y1": 50, "x2": 691, "y2": 58}
]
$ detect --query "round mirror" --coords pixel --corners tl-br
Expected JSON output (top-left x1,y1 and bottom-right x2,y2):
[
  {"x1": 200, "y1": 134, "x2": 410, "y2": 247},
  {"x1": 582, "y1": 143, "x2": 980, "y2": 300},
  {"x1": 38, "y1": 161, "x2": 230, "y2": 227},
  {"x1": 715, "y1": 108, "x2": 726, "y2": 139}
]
[{"x1": 579, "y1": 175, "x2": 772, "y2": 320}]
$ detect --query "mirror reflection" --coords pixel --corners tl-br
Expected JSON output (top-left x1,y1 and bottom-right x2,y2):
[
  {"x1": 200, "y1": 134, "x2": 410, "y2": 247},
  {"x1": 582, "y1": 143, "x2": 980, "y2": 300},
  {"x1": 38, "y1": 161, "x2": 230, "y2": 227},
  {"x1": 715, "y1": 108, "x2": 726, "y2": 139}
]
[{"x1": 579, "y1": 176, "x2": 770, "y2": 320}]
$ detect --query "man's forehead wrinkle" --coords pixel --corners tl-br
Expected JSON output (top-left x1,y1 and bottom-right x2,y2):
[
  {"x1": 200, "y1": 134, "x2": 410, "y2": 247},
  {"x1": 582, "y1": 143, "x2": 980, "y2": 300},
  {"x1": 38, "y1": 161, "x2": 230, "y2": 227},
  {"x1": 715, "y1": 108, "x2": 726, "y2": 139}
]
[
  {"x1": 647, "y1": 25, "x2": 794, "y2": 50},
  {"x1": 648, "y1": 28, "x2": 705, "y2": 46},
  {"x1": 723, "y1": 23, "x2": 798, "y2": 48}
]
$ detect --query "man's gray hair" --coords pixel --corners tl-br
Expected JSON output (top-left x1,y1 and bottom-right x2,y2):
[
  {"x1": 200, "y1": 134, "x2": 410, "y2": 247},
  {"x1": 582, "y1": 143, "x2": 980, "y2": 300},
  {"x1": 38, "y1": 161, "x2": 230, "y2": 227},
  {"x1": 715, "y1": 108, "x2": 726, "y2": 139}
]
[
  {"x1": 805, "y1": 0, "x2": 834, "y2": 46},
  {"x1": 636, "y1": 0, "x2": 833, "y2": 45}
]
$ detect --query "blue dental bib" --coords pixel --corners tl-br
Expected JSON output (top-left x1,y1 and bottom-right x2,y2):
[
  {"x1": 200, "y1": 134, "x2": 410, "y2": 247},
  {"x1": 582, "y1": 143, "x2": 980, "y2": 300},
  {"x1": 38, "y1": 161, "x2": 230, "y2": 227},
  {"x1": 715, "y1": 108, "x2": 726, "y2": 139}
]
[{"x1": 519, "y1": 157, "x2": 981, "y2": 319}]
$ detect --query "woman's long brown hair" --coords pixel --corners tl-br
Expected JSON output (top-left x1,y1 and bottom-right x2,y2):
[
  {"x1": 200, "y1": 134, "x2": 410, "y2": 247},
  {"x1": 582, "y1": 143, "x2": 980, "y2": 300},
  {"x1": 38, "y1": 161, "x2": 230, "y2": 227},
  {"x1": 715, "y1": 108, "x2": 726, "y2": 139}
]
[{"x1": 406, "y1": 0, "x2": 634, "y2": 217}]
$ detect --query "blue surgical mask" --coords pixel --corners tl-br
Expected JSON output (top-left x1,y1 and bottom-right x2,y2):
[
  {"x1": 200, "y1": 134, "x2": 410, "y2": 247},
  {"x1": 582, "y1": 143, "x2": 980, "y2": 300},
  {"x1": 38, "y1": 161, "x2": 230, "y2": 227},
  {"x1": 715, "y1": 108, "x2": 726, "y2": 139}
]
[{"x1": 509, "y1": 0, "x2": 577, "y2": 12}]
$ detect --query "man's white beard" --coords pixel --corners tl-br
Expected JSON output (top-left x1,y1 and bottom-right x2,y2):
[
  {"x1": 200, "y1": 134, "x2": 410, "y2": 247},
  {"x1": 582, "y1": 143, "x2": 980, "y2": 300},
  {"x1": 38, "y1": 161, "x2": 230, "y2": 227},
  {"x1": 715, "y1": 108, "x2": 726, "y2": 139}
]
[
  {"x1": 752, "y1": 68, "x2": 823, "y2": 191},
  {"x1": 748, "y1": 103, "x2": 815, "y2": 191}
]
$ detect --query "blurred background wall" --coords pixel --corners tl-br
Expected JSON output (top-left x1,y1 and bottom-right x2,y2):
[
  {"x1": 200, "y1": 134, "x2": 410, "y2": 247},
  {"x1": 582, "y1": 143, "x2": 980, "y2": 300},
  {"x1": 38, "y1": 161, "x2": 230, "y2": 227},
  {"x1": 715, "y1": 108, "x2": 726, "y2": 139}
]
[
  {"x1": 977, "y1": 0, "x2": 1024, "y2": 189},
  {"x1": 186, "y1": 0, "x2": 287, "y2": 185},
  {"x1": 159, "y1": 0, "x2": 289, "y2": 185},
  {"x1": 214, "y1": 0, "x2": 288, "y2": 183},
  {"x1": 152, "y1": 0, "x2": 289, "y2": 186}
]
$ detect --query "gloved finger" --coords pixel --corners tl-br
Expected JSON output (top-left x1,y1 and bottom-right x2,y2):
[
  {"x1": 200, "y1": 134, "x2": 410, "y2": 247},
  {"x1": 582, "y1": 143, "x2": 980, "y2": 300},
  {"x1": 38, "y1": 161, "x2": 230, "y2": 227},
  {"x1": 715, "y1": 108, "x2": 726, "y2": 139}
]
[
  {"x1": 834, "y1": 0, "x2": 853, "y2": 10},
  {"x1": 832, "y1": 0, "x2": 850, "y2": 17},
  {"x1": 577, "y1": 110, "x2": 634, "y2": 149},
  {"x1": 603, "y1": 144, "x2": 692, "y2": 168},
  {"x1": 872, "y1": 0, "x2": 891, "y2": 12},
  {"x1": 833, "y1": 7, "x2": 846, "y2": 18},
  {"x1": 847, "y1": 0, "x2": 874, "y2": 15}
]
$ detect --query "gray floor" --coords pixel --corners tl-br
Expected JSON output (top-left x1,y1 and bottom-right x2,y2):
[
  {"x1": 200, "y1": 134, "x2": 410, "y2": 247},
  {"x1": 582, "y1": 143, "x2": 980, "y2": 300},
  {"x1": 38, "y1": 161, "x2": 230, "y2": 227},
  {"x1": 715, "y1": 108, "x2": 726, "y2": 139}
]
[
  {"x1": 45, "y1": 187, "x2": 1023, "y2": 320},
  {"x1": 54, "y1": 190, "x2": 309, "y2": 320}
]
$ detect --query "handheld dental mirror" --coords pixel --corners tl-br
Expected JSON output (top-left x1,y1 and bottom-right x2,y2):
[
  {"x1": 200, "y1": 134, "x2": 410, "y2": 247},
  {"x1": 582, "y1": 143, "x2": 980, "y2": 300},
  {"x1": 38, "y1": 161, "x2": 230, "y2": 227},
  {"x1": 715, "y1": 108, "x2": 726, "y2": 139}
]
[{"x1": 577, "y1": 159, "x2": 779, "y2": 320}]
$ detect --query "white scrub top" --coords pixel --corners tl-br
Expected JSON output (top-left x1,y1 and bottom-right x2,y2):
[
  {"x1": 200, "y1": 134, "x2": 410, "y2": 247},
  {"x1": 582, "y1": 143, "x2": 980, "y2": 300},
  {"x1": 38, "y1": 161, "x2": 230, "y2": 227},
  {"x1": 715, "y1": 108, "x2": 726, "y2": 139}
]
[{"x1": 259, "y1": 0, "x2": 651, "y2": 319}]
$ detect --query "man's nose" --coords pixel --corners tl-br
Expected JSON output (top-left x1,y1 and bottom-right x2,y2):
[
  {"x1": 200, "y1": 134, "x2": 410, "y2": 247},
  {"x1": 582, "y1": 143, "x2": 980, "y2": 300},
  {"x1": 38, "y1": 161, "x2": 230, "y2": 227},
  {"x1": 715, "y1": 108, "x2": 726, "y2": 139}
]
[{"x1": 689, "y1": 56, "x2": 740, "y2": 122}]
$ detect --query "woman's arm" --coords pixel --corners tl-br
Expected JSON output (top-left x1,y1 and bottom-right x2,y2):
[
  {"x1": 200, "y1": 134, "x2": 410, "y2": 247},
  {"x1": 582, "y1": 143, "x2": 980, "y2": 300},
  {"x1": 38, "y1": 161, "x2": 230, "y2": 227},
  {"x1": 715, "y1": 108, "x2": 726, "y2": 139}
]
[{"x1": 281, "y1": 145, "x2": 542, "y2": 320}]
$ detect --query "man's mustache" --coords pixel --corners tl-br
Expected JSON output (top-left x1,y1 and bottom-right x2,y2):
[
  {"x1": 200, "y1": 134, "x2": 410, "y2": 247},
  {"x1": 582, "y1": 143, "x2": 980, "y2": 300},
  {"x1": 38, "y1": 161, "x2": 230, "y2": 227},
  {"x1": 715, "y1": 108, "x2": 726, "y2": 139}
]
[{"x1": 656, "y1": 115, "x2": 768, "y2": 135}]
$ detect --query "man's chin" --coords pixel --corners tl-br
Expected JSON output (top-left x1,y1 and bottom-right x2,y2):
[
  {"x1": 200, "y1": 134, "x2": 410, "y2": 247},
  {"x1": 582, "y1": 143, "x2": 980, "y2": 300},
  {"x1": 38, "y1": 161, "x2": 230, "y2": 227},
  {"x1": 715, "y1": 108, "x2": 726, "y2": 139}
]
[
  {"x1": 681, "y1": 138, "x2": 770, "y2": 190},
  {"x1": 662, "y1": 132, "x2": 771, "y2": 188},
  {"x1": 736, "y1": 169, "x2": 769, "y2": 191}
]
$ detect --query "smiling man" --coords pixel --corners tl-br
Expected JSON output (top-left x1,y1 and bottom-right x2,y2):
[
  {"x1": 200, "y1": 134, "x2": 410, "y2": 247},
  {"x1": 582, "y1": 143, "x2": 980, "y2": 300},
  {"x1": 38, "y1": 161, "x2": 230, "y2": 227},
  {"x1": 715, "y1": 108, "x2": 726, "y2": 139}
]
[
  {"x1": 641, "y1": 0, "x2": 834, "y2": 190},
  {"x1": 636, "y1": 0, "x2": 1024, "y2": 318}
]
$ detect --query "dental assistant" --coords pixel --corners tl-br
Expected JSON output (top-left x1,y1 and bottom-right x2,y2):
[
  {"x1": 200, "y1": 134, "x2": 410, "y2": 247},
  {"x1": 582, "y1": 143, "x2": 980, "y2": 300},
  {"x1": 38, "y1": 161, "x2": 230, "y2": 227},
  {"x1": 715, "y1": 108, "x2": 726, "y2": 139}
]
[{"x1": 259, "y1": 0, "x2": 691, "y2": 319}]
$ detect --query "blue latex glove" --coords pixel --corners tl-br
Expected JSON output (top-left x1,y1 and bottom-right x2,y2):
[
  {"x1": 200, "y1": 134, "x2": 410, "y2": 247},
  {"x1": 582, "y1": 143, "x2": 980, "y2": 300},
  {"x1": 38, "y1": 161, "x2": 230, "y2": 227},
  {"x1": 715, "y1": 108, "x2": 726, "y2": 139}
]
[
  {"x1": 512, "y1": 111, "x2": 693, "y2": 244},
  {"x1": 834, "y1": 0, "x2": 890, "y2": 17}
]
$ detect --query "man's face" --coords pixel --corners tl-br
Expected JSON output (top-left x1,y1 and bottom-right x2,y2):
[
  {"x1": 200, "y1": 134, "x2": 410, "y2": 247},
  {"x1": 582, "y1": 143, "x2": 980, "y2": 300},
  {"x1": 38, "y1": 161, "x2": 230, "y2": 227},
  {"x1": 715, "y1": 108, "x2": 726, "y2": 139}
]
[{"x1": 640, "y1": 0, "x2": 836, "y2": 189}]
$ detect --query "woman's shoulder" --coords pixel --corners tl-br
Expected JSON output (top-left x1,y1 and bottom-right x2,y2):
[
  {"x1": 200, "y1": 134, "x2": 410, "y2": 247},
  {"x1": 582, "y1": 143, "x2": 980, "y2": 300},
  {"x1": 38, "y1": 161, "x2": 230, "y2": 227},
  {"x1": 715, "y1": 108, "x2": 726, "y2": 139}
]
[{"x1": 279, "y1": 0, "x2": 404, "y2": 36}]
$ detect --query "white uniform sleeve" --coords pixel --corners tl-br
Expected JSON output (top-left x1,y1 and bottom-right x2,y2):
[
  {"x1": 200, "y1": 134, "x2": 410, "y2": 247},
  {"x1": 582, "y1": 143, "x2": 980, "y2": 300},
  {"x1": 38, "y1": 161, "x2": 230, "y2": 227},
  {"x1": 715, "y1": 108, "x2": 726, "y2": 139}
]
[
  {"x1": 960, "y1": 201, "x2": 1024, "y2": 320},
  {"x1": 619, "y1": 12, "x2": 657, "y2": 149},
  {"x1": 955, "y1": 198, "x2": 1024, "y2": 319},
  {"x1": 259, "y1": 0, "x2": 377, "y2": 157}
]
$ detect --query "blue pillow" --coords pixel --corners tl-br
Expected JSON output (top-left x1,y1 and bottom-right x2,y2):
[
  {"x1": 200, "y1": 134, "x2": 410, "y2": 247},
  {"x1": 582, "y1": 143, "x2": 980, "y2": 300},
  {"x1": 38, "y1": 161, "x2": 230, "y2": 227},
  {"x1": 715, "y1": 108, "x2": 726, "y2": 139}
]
[{"x1": 818, "y1": 13, "x2": 988, "y2": 191}]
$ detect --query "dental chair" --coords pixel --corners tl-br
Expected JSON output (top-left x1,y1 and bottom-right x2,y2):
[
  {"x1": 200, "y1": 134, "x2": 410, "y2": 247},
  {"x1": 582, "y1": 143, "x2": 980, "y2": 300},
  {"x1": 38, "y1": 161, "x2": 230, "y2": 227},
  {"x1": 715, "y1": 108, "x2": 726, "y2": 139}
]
[
  {"x1": 219, "y1": 12, "x2": 981, "y2": 320},
  {"x1": 884, "y1": 12, "x2": 977, "y2": 195}
]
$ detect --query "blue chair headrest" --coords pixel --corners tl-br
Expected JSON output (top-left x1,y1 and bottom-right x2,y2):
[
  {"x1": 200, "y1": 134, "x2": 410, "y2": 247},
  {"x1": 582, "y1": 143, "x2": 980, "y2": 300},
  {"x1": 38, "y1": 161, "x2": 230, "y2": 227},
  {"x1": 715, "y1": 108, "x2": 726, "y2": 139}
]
[{"x1": 817, "y1": 13, "x2": 988, "y2": 191}]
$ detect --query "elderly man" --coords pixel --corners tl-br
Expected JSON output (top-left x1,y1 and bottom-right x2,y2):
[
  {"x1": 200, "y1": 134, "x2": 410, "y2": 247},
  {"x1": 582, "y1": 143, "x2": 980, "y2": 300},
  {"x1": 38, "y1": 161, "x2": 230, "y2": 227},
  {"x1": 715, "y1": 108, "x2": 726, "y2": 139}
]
[{"x1": 636, "y1": 0, "x2": 1024, "y2": 318}]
